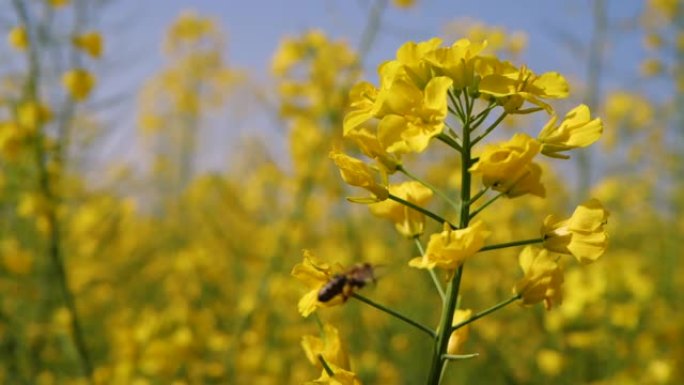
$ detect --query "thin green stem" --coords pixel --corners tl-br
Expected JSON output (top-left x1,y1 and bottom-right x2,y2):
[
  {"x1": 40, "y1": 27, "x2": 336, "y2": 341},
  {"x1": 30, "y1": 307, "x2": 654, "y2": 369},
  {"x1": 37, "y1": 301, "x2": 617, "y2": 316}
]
[
  {"x1": 468, "y1": 189, "x2": 506, "y2": 219},
  {"x1": 472, "y1": 111, "x2": 508, "y2": 145},
  {"x1": 351, "y1": 293, "x2": 436, "y2": 338},
  {"x1": 399, "y1": 165, "x2": 459, "y2": 211},
  {"x1": 357, "y1": 0, "x2": 388, "y2": 60},
  {"x1": 436, "y1": 132, "x2": 463, "y2": 153},
  {"x1": 318, "y1": 355, "x2": 335, "y2": 376},
  {"x1": 451, "y1": 294, "x2": 522, "y2": 332},
  {"x1": 448, "y1": 90, "x2": 465, "y2": 123},
  {"x1": 426, "y1": 94, "x2": 474, "y2": 385},
  {"x1": 469, "y1": 102, "x2": 497, "y2": 131},
  {"x1": 388, "y1": 194, "x2": 457, "y2": 229},
  {"x1": 414, "y1": 237, "x2": 446, "y2": 302},
  {"x1": 468, "y1": 187, "x2": 489, "y2": 206},
  {"x1": 442, "y1": 353, "x2": 480, "y2": 361},
  {"x1": 480, "y1": 238, "x2": 544, "y2": 252}
]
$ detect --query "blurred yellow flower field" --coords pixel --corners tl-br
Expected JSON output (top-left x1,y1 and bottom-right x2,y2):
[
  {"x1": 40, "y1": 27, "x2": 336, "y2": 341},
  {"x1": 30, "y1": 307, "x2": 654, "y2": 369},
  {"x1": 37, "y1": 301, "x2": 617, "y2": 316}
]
[{"x1": 0, "y1": 1, "x2": 682, "y2": 384}]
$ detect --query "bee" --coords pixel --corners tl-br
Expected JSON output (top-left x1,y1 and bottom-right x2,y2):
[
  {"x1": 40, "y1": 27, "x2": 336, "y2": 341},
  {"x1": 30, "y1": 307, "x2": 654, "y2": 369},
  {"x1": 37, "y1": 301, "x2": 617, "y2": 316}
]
[{"x1": 317, "y1": 263, "x2": 376, "y2": 303}]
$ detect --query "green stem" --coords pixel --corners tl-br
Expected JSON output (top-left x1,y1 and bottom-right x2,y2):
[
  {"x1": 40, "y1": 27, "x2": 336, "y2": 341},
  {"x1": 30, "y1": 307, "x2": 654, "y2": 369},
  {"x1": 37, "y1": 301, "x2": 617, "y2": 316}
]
[
  {"x1": 448, "y1": 90, "x2": 465, "y2": 123},
  {"x1": 357, "y1": 0, "x2": 388, "y2": 60},
  {"x1": 442, "y1": 353, "x2": 480, "y2": 361},
  {"x1": 426, "y1": 91, "x2": 474, "y2": 385},
  {"x1": 388, "y1": 194, "x2": 457, "y2": 229},
  {"x1": 480, "y1": 238, "x2": 544, "y2": 252},
  {"x1": 468, "y1": 187, "x2": 489, "y2": 206},
  {"x1": 472, "y1": 111, "x2": 508, "y2": 145},
  {"x1": 318, "y1": 355, "x2": 335, "y2": 376},
  {"x1": 469, "y1": 102, "x2": 496, "y2": 131},
  {"x1": 414, "y1": 237, "x2": 446, "y2": 302},
  {"x1": 450, "y1": 294, "x2": 522, "y2": 332},
  {"x1": 399, "y1": 165, "x2": 460, "y2": 211},
  {"x1": 351, "y1": 293, "x2": 436, "y2": 338},
  {"x1": 468, "y1": 189, "x2": 505, "y2": 219},
  {"x1": 436, "y1": 132, "x2": 463, "y2": 153}
]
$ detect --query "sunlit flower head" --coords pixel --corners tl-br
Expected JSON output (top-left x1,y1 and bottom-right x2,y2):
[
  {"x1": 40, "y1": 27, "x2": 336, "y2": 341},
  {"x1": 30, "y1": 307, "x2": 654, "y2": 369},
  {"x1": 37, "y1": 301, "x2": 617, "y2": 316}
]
[
  {"x1": 8, "y1": 26, "x2": 29, "y2": 51},
  {"x1": 291, "y1": 250, "x2": 344, "y2": 317},
  {"x1": 62, "y1": 68, "x2": 96, "y2": 101},
  {"x1": 542, "y1": 199, "x2": 609, "y2": 264},
  {"x1": 513, "y1": 246, "x2": 564, "y2": 310},
  {"x1": 301, "y1": 323, "x2": 351, "y2": 371},
  {"x1": 329, "y1": 151, "x2": 388, "y2": 203},
  {"x1": 72, "y1": 32, "x2": 103, "y2": 58},
  {"x1": 369, "y1": 181, "x2": 433, "y2": 238},
  {"x1": 469, "y1": 133, "x2": 545, "y2": 198},
  {"x1": 409, "y1": 220, "x2": 490, "y2": 274},
  {"x1": 538, "y1": 104, "x2": 603, "y2": 159}
]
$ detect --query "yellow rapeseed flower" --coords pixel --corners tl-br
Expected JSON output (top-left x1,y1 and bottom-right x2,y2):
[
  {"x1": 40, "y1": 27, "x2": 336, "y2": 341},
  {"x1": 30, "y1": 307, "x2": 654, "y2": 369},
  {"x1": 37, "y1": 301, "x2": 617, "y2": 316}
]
[
  {"x1": 409, "y1": 220, "x2": 490, "y2": 274},
  {"x1": 301, "y1": 323, "x2": 351, "y2": 371},
  {"x1": 8, "y1": 26, "x2": 29, "y2": 51},
  {"x1": 538, "y1": 104, "x2": 603, "y2": 159},
  {"x1": 425, "y1": 38, "x2": 487, "y2": 90},
  {"x1": 542, "y1": 198, "x2": 609, "y2": 264},
  {"x1": 17, "y1": 101, "x2": 53, "y2": 132},
  {"x1": 478, "y1": 61, "x2": 569, "y2": 113},
  {"x1": 513, "y1": 246, "x2": 564, "y2": 310},
  {"x1": 345, "y1": 126, "x2": 401, "y2": 173},
  {"x1": 329, "y1": 151, "x2": 388, "y2": 203},
  {"x1": 72, "y1": 31, "x2": 103, "y2": 58},
  {"x1": 291, "y1": 251, "x2": 343, "y2": 317},
  {"x1": 369, "y1": 181, "x2": 433, "y2": 238},
  {"x1": 469, "y1": 133, "x2": 545, "y2": 198},
  {"x1": 62, "y1": 68, "x2": 96, "y2": 101},
  {"x1": 48, "y1": 0, "x2": 71, "y2": 7},
  {"x1": 392, "y1": 0, "x2": 416, "y2": 8},
  {"x1": 447, "y1": 309, "x2": 473, "y2": 354}
]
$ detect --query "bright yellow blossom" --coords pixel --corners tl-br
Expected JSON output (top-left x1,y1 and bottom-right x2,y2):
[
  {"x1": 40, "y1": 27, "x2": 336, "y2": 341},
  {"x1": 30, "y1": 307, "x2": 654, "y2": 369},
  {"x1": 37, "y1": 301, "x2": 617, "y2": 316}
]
[
  {"x1": 62, "y1": 68, "x2": 96, "y2": 101},
  {"x1": 392, "y1": 0, "x2": 416, "y2": 8},
  {"x1": 376, "y1": 75, "x2": 453, "y2": 154},
  {"x1": 469, "y1": 133, "x2": 545, "y2": 198},
  {"x1": 17, "y1": 101, "x2": 53, "y2": 132},
  {"x1": 447, "y1": 309, "x2": 473, "y2": 354},
  {"x1": 8, "y1": 26, "x2": 29, "y2": 51},
  {"x1": 329, "y1": 151, "x2": 388, "y2": 203},
  {"x1": 291, "y1": 251, "x2": 344, "y2": 317},
  {"x1": 311, "y1": 365, "x2": 363, "y2": 385},
  {"x1": 72, "y1": 32, "x2": 103, "y2": 58},
  {"x1": 345, "y1": 126, "x2": 401, "y2": 173},
  {"x1": 425, "y1": 38, "x2": 487, "y2": 90},
  {"x1": 538, "y1": 104, "x2": 603, "y2": 159},
  {"x1": 409, "y1": 220, "x2": 490, "y2": 274},
  {"x1": 301, "y1": 323, "x2": 351, "y2": 371},
  {"x1": 48, "y1": 0, "x2": 71, "y2": 7},
  {"x1": 542, "y1": 199, "x2": 609, "y2": 264},
  {"x1": 478, "y1": 61, "x2": 569, "y2": 113},
  {"x1": 513, "y1": 246, "x2": 564, "y2": 310},
  {"x1": 369, "y1": 181, "x2": 433, "y2": 238}
]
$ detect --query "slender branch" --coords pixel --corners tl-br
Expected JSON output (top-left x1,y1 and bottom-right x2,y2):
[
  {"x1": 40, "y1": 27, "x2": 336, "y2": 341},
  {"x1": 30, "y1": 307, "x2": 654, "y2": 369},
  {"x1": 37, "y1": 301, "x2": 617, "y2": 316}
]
[
  {"x1": 318, "y1": 355, "x2": 335, "y2": 376},
  {"x1": 448, "y1": 90, "x2": 465, "y2": 123},
  {"x1": 480, "y1": 238, "x2": 544, "y2": 252},
  {"x1": 450, "y1": 294, "x2": 522, "y2": 332},
  {"x1": 442, "y1": 353, "x2": 480, "y2": 361},
  {"x1": 436, "y1": 132, "x2": 463, "y2": 153},
  {"x1": 469, "y1": 101, "x2": 497, "y2": 131},
  {"x1": 351, "y1": 293, "x2": 436, "y2": 338},
  {"x1": 414, "y1": 237, "x2": 446, "y2": 302},
  {"x1": 399, "y1": 165, "x2": 460, "y2": 211},
  {"x1": 468, "y1": 189, "x2": 506, "y2": 219},
  {"x1": 472, "y1": 111, "x2": 508, "y2": 145},
  {"x1": 468, "y1": 187, "x2": 489, "y2": 206},
  {"x1": 357, "y1": 0, "x2": 388, "y2": 60},
  {"x1": 388, "y1": 193, "x2": 457, "y2": 229}
]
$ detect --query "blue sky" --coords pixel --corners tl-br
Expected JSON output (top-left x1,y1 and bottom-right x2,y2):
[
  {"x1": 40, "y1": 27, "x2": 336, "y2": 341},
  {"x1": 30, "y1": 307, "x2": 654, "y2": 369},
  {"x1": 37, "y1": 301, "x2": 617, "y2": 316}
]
[{"x1": 98, "y1": 0, "x2": 646, "y2": 172}]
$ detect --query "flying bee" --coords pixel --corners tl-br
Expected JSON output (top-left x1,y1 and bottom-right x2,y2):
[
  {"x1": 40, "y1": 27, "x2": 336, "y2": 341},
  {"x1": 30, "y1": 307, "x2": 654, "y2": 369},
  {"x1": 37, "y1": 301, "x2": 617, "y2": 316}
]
[{"x1": 317, "y1": 263, "x2": 377, "y2": 303}]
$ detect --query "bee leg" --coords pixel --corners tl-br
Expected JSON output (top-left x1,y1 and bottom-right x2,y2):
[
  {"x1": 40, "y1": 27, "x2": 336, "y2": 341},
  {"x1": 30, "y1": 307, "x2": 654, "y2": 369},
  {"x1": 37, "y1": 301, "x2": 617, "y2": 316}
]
[{"x1": 341, "y1": 284, "x2": 353, "y2": 302}]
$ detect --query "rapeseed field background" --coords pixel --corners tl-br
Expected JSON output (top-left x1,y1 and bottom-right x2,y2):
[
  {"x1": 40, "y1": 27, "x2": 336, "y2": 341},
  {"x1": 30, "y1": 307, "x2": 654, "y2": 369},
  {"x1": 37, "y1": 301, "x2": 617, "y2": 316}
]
[{"x1": 0, "y1": 1, "x2": 681, "y2": 384}]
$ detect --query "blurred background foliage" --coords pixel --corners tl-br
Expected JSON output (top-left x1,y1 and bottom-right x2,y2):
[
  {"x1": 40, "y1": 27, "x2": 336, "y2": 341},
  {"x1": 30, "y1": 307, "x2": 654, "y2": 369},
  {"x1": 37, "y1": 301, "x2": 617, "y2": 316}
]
[{"x1": 0, "y1": 0, "x2": 682, "y2": 384}]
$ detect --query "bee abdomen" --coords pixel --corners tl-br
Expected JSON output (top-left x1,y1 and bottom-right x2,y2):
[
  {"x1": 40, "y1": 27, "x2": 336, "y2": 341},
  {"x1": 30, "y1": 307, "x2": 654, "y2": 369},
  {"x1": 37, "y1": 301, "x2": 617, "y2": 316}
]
[{"x1": 317, "y1": 275, "x2": 347, "y2": 302}]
